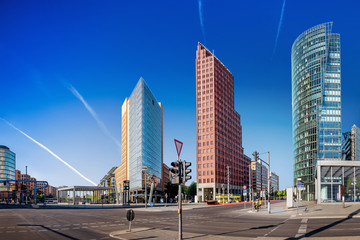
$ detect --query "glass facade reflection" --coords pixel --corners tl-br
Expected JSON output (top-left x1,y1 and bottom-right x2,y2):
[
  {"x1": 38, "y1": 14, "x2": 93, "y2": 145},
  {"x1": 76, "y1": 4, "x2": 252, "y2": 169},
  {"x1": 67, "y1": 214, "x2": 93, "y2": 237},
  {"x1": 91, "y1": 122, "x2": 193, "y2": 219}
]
[
  {"x1": 316, "y1": 161, "x2": 360, "y2": 203},
  {"x1": 128, "y1": 78, "x2": 162, "y2": 191},
  {"x1": 0, "y1": 145, "x2": 16, "y2": 191},
  {"x1": 292, "y1": 22, "x2": 342, "y2": 200}
]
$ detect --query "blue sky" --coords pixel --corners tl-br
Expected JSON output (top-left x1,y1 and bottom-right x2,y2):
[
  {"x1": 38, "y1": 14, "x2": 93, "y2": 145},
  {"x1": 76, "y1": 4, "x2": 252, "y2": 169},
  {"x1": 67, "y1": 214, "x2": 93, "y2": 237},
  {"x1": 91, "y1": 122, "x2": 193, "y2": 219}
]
[{"x1": 1, "y1": 0, "x2": 359, "y2": 189}]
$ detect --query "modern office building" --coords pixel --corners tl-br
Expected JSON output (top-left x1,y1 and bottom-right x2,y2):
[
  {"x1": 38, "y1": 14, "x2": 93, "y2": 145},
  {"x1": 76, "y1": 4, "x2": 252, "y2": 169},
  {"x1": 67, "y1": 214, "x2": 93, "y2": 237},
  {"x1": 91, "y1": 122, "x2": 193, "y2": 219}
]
[
  {"x1": 292, "y1": 22, "x2": 342, "y2": 200},
  {"x1": 0, "y1": 145, "x2": 16, "y2": 192},
  {"x1": 115, "y1": 78, "x2": 163, "y2": 202},
  {"x1": 250, "y1": 160, "x2": 268, "y2": 194},
  {"x1": 270, "y1": 172, "x2": 279, "y2": 192},
  {"x1": 343, "y1": 124, "x2": 360, "y2": 161},
  {"x1": 196, "y1": 43, "x2": 250, "y2": 202}
]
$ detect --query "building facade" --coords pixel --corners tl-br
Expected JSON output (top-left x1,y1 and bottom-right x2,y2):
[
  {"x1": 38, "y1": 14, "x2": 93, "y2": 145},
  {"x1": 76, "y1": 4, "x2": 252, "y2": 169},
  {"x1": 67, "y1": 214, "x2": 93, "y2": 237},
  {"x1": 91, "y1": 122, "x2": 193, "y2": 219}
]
[
  {"x1": 0, "y1": 145, "x2": 16, "y2": 192},
  {"x1": 270, "y1": 172, "x2": 279, "y2": 192},
  {"x1": 250, "y1": 160, "x2": 268, "y2": 194},
  {"x1": 196, "y1": 43, "x2": 250, "y2": 202},
  {"x1": 115, "y1": 78, "x2": 163, "y2": 201},
  {"x1": 292, "y1": 22, "x2": 342, "y2": 200},
  {"x1": 315, "y1": 161, "x2": 360, "y2": 203},
  {"x1": 343, "y1": 124, "x2": 360, "y2": 161}
]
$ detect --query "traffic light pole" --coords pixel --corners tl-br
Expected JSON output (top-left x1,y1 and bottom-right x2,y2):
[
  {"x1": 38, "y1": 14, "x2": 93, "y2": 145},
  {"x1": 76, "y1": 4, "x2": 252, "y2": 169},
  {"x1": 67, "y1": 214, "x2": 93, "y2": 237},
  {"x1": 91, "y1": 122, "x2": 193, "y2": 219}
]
[{"x1": 178, "y1": 175, "x2": 182, "y2": 240}]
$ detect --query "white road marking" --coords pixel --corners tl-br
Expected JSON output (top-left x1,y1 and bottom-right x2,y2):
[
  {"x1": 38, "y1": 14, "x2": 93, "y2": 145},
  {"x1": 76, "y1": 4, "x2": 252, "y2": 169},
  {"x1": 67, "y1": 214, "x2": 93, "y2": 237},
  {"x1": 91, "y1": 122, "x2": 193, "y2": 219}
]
[
  {"x1": 295, "y1": 218, "x2": 308, "y2": 237},
  {"x1": 263, "y1": 218, "x2": 289, "y2": 237}
]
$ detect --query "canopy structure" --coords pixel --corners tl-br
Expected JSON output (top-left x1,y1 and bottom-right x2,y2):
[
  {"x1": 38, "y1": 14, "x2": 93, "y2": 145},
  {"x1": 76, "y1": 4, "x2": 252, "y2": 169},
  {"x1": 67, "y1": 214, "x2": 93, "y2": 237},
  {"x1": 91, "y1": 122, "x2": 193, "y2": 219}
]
[{"x1": 57, "y1": 186, "x2": 117, "y2": 205}]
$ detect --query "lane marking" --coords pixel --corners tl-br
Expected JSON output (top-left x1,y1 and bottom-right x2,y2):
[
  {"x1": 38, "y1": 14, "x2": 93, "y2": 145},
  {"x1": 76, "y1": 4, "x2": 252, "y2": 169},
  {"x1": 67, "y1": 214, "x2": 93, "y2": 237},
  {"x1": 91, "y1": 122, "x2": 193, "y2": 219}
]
[
  {"x1": 295, "y1": 218, "x2": 308, "y2": 237},
  {"x1": 263, "y1": 218, "x2": 289, "y2": 237}
]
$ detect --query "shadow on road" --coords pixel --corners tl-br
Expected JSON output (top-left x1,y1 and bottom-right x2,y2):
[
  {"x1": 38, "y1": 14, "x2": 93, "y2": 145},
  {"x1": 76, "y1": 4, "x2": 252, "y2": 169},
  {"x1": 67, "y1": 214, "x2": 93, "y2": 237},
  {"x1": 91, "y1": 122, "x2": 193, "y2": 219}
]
[
  {"x1": 17, "y1": 224, "x2": 79, "y2": 240},
  {"x1": 208, "y1": 221, "x2": 285, "y2": 237},
  {"x1": 286, "y1": 208, "x2": 360, "y2": 240}
]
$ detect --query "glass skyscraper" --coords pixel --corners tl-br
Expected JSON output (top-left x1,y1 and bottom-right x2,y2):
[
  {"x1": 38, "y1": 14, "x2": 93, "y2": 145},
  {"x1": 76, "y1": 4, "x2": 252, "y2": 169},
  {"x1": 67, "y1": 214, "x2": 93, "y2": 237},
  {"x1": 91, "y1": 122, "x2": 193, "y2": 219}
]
[
  {"x1": 292, "y1": 22, "x2": 342, "y2": 200},
  {"x1": 0, "y1": 145, "x2": 16, "y2": 192},
  {"x1": 128, "y1": 78, "x2": 163, "y2": 191}
]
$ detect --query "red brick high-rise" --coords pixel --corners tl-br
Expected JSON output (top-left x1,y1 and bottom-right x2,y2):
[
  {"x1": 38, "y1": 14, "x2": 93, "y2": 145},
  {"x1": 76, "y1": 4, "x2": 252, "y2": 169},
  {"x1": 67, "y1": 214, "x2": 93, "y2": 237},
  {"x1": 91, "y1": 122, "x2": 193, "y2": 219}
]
[{"x1": 196, "y1": 43, "x2": 250, "y2": 202}]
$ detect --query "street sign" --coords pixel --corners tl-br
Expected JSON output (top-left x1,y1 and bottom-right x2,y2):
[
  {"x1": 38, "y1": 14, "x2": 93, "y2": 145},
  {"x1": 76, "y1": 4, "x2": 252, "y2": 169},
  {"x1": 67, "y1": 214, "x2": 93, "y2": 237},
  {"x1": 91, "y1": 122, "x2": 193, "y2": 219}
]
[
  {"x1": 165, "y1": 193, "x2": 168, "y2": 198},
  {"x1": 297, "y1": 180, "x2": 305, "y2": 190},
  {"x1": 243, "y1": 185, "x2": 247, "y2": 189},
  {"x1": 174, "y1": 139, "x2": 183, "y2": 158},
  {"x1": 126, "y1": 209, "x2": 135, "y2": 232},
  {"x1": 126, "y1": 209, "x2": 135, "y2": 221}
]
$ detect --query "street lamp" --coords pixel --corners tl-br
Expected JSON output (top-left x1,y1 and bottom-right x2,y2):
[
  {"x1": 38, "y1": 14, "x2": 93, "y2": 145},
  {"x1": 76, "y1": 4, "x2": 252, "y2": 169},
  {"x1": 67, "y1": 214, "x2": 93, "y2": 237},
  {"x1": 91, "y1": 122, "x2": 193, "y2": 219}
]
[
  {"x1": 142, "y1": 166, "x2": 148, "y2": 208},
  {"x1": 255, "y1": 151, "x2": 271, "y2": 214}
]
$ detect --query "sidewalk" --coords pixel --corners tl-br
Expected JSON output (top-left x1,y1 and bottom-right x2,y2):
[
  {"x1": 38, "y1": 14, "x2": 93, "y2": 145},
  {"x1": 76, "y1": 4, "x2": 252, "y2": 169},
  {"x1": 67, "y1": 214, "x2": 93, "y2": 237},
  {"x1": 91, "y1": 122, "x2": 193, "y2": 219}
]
[
  {"x1": 288, "y1": 201, "x2": 360, "y2": 219},
  {"x1": 251, "y1": 201, "x2": 360, "y2": 219},
  {"x1": 110, "y1": 227, "x2": 251, "y2": 240}
]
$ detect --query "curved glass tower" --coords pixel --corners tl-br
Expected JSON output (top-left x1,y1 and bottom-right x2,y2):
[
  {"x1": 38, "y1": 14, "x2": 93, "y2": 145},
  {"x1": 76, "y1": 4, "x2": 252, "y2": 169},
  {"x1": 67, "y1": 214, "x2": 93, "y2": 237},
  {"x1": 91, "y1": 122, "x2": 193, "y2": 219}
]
[{"x1": 292, "y1": 22, "x2": 341, "y2": 200}]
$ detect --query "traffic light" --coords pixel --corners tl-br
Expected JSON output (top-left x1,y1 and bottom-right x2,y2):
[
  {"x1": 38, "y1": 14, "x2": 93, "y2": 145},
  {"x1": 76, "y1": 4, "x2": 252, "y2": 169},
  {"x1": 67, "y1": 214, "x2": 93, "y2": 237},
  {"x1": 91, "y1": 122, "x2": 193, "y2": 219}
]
[
  {"x1": 170, "y1": 161, "x2": 182, "y2": 184},
  {"x1": 182, "y1": 160, "x2": 192, "y2": 183}
]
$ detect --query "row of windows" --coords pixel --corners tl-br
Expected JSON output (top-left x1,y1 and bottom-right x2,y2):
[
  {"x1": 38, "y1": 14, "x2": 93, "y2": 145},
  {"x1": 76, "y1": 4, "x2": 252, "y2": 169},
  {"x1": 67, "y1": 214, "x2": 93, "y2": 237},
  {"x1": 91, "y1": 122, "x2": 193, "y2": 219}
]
[
  {"x1": 198, "y1": 148, "x2": 214, "y2": 154},
  {"x1": 197, "y1": 95, "x2": 213, "y2": 102},
  {"x1": 197, "y1": 89, "x2": 214, "y2": 95},
  {"x1": 197, "y1": 78, "x2": 214, "y2": 85},
  {"x1": 198, "y1": 134, "x2": 214, "y2": 140},
  {"x1": 198, "y1": 120, "x2": 214, "y2": 127},
  {"x1": 197, "y1": 73, "x2": 214, "y2": 79},
  {"x1": 198, "y1": 127, "x2": 214, "y2": 133},
  {"x1": 198, "y1": 156, "x2": 214, "y2": 161},
  {"x1": 197, "y1": 114, "x2": 214, "y2": 120},
  {"x1": 198, "y1": 141, "x2": 214, "y2": 147},
  {"x1": 197, "y1": 83, "x2": 214, "y2": 90},
  {"x1": 198, "y1": 163, "x2": 214, "y2": 169},
  {"x1": 198, "y1": 178, "x2": 214, "y2": 183},
  {"x1": 198, "y1": 170, "x2": 214, "y2": 176},
  {"x1": 197, "y1": 108, "x2": 214, "y2": 114}
]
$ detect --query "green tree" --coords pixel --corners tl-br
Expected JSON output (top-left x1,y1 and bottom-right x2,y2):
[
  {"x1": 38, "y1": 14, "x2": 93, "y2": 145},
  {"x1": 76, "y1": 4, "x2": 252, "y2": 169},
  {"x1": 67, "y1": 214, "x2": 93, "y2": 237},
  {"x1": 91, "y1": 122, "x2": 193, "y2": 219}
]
[
  {"x1": 182, "y1": 185, "x2": 188, "y2": 196},
  {"x1": 187, "y1": 182, "x2": 197, "y2": 197}
]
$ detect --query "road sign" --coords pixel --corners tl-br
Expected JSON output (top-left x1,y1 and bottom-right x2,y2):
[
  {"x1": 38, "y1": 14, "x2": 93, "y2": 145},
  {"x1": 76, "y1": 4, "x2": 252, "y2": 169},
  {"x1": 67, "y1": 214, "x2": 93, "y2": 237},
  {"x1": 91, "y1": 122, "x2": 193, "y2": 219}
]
[
  {"x1": 174, "y1": 139, "x2": 183, "y2": 158},
  {"x1": 126, "y1": 209, "x2": 135, "y2": 232},
  {"x1": 243, "y1": 185, "x2": 247, "y2": 189},
  {"x1": 297, "y1": 180, "x2": 305, "y2": 190},
  {"x1": 126, "y1": 209, "x2": 135, "y2": 221}
]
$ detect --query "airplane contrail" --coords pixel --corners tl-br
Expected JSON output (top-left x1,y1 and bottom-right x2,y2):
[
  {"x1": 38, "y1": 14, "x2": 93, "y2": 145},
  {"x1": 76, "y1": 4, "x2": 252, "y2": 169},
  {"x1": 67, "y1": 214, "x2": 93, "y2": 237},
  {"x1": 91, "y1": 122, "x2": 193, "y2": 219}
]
[
  {"x1": 68, "y1": 85, "x2": 121, "y2": 149},
  {"x1": 198, "y1": 0, "x2": 206, "y2": 43},
  {"x1": 273, "y1": 0, "x2": 287, "y2": 56},
  {"x1": 1, "y1": 118, "x2": 97, "y2": 186}
]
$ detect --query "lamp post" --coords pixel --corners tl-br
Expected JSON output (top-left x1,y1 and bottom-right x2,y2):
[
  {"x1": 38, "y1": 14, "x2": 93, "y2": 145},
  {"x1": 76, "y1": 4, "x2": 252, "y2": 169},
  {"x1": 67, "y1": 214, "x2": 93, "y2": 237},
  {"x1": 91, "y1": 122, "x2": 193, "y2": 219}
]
[
  {"x1": 255, "y1": 151, "x2": 271, "y2": 214},
  {"x1": 249, "y1": 164, "x2": 253, "y2": 211}
]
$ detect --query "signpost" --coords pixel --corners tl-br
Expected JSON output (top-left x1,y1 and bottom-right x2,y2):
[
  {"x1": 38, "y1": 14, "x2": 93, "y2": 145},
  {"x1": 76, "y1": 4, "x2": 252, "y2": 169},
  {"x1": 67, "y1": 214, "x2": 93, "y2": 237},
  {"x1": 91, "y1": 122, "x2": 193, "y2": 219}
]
[
  {"x1": 126, "y1": 209, "x2": 135, "y2": 232},
  {"x1": 174, "y1": 139, "x2": 183, "y2": 240}
]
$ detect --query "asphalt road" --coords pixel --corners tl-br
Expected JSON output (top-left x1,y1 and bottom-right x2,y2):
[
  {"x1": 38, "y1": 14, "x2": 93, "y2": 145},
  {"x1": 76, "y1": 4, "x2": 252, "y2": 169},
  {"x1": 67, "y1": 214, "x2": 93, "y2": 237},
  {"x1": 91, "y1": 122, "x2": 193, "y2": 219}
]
[{"x1": 0, "y1": 201, "x2": 360, "y2": 239}]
